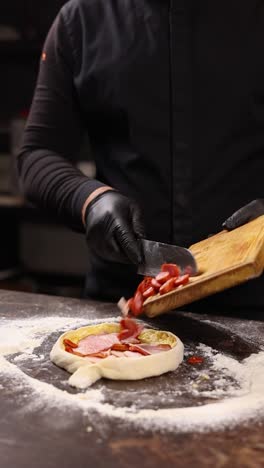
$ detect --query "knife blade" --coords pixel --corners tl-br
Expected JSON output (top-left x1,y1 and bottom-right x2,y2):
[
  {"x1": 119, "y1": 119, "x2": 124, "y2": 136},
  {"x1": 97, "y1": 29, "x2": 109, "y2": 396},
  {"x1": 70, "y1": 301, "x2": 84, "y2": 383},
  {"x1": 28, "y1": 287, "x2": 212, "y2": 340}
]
[{"x1": 137, "y1": 239, "x2": 198, "y2": 277}]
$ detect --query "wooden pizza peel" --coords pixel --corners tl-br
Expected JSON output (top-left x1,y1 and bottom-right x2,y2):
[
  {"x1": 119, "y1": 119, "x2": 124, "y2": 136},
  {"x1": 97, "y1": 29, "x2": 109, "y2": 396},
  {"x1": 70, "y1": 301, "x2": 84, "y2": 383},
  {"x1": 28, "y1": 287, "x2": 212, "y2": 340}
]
[{"x1": 143, "y1": 215, "x2": 264, "y2": 318}]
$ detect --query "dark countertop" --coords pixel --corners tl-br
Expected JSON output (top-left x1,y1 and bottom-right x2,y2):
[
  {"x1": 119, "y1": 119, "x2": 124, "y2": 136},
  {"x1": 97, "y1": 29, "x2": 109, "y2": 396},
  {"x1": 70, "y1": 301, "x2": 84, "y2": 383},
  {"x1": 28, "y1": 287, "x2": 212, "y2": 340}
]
[{"x1": 0, "y1": 289, "x2": 264, "y2": 468}]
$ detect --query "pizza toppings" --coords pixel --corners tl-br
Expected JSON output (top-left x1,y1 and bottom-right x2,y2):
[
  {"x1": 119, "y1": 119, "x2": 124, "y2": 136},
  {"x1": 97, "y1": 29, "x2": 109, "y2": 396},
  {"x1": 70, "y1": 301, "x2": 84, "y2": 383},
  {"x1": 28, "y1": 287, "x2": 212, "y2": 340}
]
[
  {"x1": 142, "y1": 286, "x2": 155, "y2": 299},
  {"x1": 161, "y1": 263, "x2": 181, "y2": 277},
  {"x1": 128, "y1": 290, "x2": 144, "y2": 316},
  {"x1": 128, "y1": 344, "x2": 150, "y2": 356},
  {"x1": 118, "y1": 317, "x2": 144, "y2": 341},
  {"x1": 63, "y1": 338, "x2": 78, "y2": 349},
  {"x1": 174, "y1": 274, "x2": 190, "y2": 287},
  {"x1": 126, "y1": 263, "x2": 190, "y2": 316},
  {"x1": 136, "y1": 343, "x2": 172, "y2": 354},
  {"x1": 111, "y1": 343, "x2": 130, "y2": 352},
  {"x1": 63, "y1": 335, "x2": 172, "y2": 359},
  {"x1": 159, "y1": 277, "x2": 177, "y2": 295},
  {"x1": 64, "y1": 346, "x2": 84, "y2": 357},
  {"x1": 74, "y1": 333, "x2": 120, "y2": 356},
  {"x1": 155, "y1": 271, "x2": 170, "y2": 284},
  {"x1": 62, "y1": 265, "x2": 185, "y2": 360},
  {"x1": 137, "y1": 276, "x2": 153, "y2": 293},
  {"x1": 187, "y1": 355, "x2": 204, "y2": 365},
  {"x1": 151, "y1": 278, "x2": 161, "y2": 290},
  {"x1": 63, "y1": 318, "x2": 173, "y2": 360}
]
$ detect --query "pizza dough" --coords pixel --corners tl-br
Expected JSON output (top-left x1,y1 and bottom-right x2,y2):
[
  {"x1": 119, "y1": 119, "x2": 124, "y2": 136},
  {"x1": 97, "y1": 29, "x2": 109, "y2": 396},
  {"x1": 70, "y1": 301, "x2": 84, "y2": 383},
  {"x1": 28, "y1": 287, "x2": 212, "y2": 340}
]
[{"x1": 50, "y1": 322, "x2": 184, "y2": 389}]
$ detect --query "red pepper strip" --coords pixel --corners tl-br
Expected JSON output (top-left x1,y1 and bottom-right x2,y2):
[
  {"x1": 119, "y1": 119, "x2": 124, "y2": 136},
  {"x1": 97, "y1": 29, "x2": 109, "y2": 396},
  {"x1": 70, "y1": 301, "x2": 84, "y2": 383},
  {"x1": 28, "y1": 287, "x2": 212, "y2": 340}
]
[
  {"x1": 65, "y1": 345, "x2": 74, "y2": 354},
  {"x1": 129, "y1": 289, "x2": 144, "y2": 316},
  {"x1": 137, "y1": 276, "x2": 153, "y2": 294},
  {"x1": 118, "y1": 329, "x2": 132, "y2": 341},
  {"x1": 119, "y1": 317, "x2": 139, "y2": 334},
  {"x1": 63, "y1": 338, "x2": 78, "y2": 349},
  {"x1": 118, "y1": 316, "x2": 142, "y2": 340},
  {"x1": 159, "y1": 277, "x2": 178, "y2": 295},
  {"x1": 65, "y1": 346, "x2": 86, "y2": 357},
  {"x1": 151, "y1": 278, "x2": 161, "y2": 290},
  {"x1": 142, "y1": 286, "x2": 155, "y2": 299},
  {"x1": 155, "y1": 271, "x2": 170, "y2": 284},
  {"x1": 111, "y1": 343, "x2": 130, "y2": 351},
  {"x1": 174, "y1": 274, "x2": 190, "y2": 287},
  {"x1": 128, "y1": 344, "x2": 150, "y2": 356},
  {"x1": 64, "y1": 342, "x2": 109, "y2": 358},
  {"x1": 161, "y1": 263, "x2": 180, "y2": 278},
  {"x1": 187, "y1": 356, "x2": 204, "y2": 364}
]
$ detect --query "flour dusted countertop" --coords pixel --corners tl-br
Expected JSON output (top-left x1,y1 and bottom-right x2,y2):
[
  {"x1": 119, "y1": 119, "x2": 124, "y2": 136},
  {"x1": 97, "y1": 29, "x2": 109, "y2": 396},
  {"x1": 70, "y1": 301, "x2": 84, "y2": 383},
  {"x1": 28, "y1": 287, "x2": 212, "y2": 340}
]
[{"x1": 0, "y1": 289, "x2": 264, "y2": 468}]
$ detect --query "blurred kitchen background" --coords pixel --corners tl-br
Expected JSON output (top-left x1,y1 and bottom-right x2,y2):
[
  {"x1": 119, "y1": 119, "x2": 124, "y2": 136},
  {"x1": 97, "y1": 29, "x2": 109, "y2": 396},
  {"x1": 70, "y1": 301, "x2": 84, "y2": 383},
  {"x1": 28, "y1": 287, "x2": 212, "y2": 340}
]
[{"x1": 0, "y1": 0, "x2": 94, "y2": 297}]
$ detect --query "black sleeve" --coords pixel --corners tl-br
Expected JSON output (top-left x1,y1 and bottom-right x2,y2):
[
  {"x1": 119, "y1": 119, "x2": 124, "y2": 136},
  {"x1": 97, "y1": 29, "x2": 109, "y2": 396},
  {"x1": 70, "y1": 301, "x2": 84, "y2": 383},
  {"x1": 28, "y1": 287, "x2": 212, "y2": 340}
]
[{"x1": 17, "y1": 10, "x2": 105, "y2": 232}]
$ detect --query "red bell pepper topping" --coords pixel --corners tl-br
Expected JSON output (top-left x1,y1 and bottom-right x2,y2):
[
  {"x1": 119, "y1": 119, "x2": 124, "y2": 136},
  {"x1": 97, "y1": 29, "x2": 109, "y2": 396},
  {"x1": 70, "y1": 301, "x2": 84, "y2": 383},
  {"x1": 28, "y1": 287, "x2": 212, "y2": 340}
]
[
  {"x1": 118, "y1": 316, "x2": 143, "y2": 340},
  {"x1": 174, "y1": 274, "x2": 190, "y2": 287},
  {"x1": 63, "y1": 338, "x2": 78, "y2": 349},
  {"x1": 142, "y1": 286, "x2": 155, "y2": 299},
  {"x1": 159, "y1": 277, "x2": 178, "y2": 295},
  {"x1": 161, "y1": 263, "x2": 180, "y2": 278},
  {"x1": 187, "y1": 356, "x2": 204, "y2": 364},
  {"x1": 111, "y1": 343, "x2": 130, "y2": 351},
  {"x1": 151, "y1": 278, "x2": 161, "y2": 290},
  {"x1": 129, "y1": 290, "x2": 144, "y2": 316},
  {"x1": 137, "y1": 276, "x2": 153, "y2": 293},
  {"x1": 155, "y1": 271, "x2": 170, "y2": 284},
  {"x1": 127, "y1": 263, "x2": 190, "y2": 316}
]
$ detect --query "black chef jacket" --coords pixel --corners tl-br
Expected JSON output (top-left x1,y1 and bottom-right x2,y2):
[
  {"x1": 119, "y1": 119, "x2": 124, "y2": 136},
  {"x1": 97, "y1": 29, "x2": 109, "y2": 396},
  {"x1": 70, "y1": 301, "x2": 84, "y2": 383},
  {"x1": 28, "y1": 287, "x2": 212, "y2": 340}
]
[{"x1": 18, "y1": 0, "x2": 263, "y2": 307}]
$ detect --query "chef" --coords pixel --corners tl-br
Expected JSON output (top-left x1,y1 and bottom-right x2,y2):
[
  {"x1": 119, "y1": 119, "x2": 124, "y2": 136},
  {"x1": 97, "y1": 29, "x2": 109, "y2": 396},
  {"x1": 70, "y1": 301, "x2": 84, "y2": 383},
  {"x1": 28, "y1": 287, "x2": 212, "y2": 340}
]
[{"x1": 17, "y1": 0, "x2": 264, "y2": 306}]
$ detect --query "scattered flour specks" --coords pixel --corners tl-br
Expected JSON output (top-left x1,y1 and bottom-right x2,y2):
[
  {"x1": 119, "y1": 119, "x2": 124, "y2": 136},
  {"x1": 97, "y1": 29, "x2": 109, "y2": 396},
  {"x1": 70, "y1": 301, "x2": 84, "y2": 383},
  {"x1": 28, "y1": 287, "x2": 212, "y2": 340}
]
[
  {"x1": 0, "y1": 315, "x2": 264, "y2": 433},
  {"x1": 0, "y1": 316, "x2": 119, "y2": 356},
  {"x1": 13, "y1": 353, "x2": 45, "y2": 363}
]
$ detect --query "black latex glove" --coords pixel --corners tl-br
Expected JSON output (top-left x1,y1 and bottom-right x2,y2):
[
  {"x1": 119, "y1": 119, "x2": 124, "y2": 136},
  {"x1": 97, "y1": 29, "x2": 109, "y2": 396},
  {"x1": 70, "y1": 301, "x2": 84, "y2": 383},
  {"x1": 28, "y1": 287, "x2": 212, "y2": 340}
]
[
  {"x1": 85, "y1": 190, "x2": 145, "y2": 264},
  {"x1": 222, "y1": 199, "x2": 264, "y2": 230}
]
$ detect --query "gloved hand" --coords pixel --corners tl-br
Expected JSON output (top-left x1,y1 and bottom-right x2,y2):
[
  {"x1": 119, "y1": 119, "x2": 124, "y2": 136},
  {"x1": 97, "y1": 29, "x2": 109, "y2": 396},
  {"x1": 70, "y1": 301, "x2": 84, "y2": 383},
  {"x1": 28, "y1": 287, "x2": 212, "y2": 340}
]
[
  {"x1": 222, "y1": 199, "x2": 264, "y2": 230},
  {"x1": 84, "y1": 190, "x2": 145, "y2": 264}
]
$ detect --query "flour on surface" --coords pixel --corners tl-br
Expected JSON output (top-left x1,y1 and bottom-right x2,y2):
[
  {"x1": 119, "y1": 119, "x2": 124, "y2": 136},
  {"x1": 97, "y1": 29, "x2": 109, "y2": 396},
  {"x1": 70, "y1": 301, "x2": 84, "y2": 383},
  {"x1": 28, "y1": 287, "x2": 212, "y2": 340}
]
[
  {"x1": 0, "y1": 315, "x2": 264, "y2": 433},
  {"x1": 0, "y1": 316, "x2": 120, "y2": 356}
]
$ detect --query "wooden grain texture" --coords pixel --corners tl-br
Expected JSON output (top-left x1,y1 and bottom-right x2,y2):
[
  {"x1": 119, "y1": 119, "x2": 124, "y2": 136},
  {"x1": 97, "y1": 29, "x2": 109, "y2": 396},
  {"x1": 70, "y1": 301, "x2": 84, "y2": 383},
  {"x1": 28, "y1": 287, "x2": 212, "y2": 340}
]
[{"x1": 144, "y1": 215, "x2": 264, "y2": 317}]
